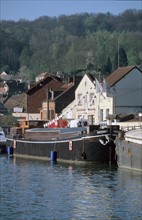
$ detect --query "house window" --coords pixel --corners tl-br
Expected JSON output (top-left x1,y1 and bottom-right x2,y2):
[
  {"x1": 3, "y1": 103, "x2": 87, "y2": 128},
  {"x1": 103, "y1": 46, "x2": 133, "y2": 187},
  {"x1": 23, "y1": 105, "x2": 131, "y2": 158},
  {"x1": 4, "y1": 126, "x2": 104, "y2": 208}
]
[
  {"x1": 85, "y1": 94, "x2": 87, "y2": 104},
  {"x1": 89, "y1": 93, "x2": 94, "y2": 104},
  {"x1": 106, "y1": 109, "x2": 109, "y2": 118},
  {"x1": 77, "y1": 94, "x2": 82, "y2": 105},
  {"x1": 100, "y1": 109, "x2": 103, "y2": 121},
  {"x1": 88, "y1": 115, "x2": 94, "y2": 125}
]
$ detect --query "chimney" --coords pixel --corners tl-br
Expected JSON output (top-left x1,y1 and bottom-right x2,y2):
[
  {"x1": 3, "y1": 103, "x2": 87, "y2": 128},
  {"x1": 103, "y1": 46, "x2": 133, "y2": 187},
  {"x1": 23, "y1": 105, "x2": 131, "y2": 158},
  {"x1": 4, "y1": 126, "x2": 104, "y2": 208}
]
[
  {"x1": 28, "y1": 83, "x2": 31, "y2": 90},
  {"x1": 50, "y1": 88, "x2": 54, "y2": 100}
]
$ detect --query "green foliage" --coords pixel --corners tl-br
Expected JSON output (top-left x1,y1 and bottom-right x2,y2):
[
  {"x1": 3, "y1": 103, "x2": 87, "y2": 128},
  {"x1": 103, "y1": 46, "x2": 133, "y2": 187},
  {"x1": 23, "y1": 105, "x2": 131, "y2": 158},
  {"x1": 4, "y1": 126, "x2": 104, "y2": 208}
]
[
  {"x1": 114, "y1": 47, "x2": 128, "y2": 70},
  {"x1": 0, "y1": 10, "x2": 141, "y2": 77},
  {"x1": 102, "y1": 57, "x2": 112, "y2": 76},
  {"x1": 119, "y1": 48, "x2": 128, "y2": 67},
  {"x1": 0, "y1": 115, "x2": 17, "y2": 127}
]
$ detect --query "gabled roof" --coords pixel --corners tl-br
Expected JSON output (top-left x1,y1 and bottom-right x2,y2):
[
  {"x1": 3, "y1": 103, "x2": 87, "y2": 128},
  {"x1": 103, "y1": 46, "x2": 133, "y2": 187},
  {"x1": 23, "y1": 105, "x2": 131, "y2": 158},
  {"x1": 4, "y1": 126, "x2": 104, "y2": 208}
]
[
  {"x1": 54, "y1": 82, "x2": 74, "y2": 100},
  {"x1": 106, "y1": 66, "x2": 142, "y2": 87},
  {"x1": 54, "y1": 76, "x2": 82, "y2": 113},
  {"x1": 87, "y1": 73, "x2": 95, "y2": 82},
  {"x1": 75, "y1": 73, "x2": 95, "y2": 89},
  {"x1": 54, "y1": 76, "x2": 82, "y2": 101},
  {"x1": 0, "y1": 71, "x2": 7, "y2": 76},
  {"x1": 4, "y1": 93, "x2": 26, "y2": 111},
  {"x1": 26, "y1": 75, "x2": 63, "y2": 94}
]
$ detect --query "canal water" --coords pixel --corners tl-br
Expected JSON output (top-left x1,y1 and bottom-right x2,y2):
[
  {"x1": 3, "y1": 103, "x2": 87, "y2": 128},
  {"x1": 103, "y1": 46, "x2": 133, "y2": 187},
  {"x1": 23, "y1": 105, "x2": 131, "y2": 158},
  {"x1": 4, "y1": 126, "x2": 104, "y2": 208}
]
[{"x1": 0, "y1": 155, "x2": 142, "y2": 220}]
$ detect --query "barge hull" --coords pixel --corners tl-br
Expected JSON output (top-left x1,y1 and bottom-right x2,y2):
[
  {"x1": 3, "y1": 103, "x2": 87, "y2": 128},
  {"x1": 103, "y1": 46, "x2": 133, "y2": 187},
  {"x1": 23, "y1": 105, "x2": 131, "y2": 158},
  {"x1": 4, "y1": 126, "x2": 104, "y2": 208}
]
[
  {"x1": 6, "y1": 137, "x2": 116, "y2": 163},
  {"x1": 116, "y1": 140, "x2": 142, "y2": 172}
]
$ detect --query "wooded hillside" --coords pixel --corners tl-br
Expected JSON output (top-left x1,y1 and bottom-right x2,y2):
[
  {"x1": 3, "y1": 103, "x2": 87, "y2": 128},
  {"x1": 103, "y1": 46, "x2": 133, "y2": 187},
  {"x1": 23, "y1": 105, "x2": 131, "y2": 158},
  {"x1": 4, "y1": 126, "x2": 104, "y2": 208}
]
[{"x1": 0, "y1": 9, "x2": 142, "y2": 79}]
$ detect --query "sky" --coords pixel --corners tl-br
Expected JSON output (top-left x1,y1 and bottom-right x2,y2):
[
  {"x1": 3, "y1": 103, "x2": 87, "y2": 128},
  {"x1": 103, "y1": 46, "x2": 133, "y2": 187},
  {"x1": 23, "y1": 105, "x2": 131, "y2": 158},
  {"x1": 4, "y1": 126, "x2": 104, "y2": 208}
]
[{"x1": 0, "y1": 0, "x2": 141, "y2": 21}]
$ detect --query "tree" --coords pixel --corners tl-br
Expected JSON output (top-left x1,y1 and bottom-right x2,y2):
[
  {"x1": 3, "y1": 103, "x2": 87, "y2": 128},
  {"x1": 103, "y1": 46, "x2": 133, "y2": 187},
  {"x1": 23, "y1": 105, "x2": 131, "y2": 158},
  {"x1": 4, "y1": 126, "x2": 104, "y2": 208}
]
[
  {"x1": 102, "y1": 57, "x2": 112, "y2": 75},
  {"x1": 0, "y1": 11, "x2": 141, "y2": 76},
  {"x1": 119, "y1": 47, "x2": 128, "y2": 67},
  {"x1": 18, "y1": 65, "x2": 33, "y2": 81},
  {"x1": 114, "y1": 47, "x2": 128, "y2": 70}
]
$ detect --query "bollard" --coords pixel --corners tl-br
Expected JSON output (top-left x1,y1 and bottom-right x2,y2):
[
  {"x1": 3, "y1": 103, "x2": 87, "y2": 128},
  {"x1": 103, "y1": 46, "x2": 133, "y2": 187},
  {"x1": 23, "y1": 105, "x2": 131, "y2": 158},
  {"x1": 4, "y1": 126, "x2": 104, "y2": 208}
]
[
  {"x1": 7, "y1": 146, "x2": 13, "y2": 156},
  {"x1": 50, "y1": 151, "x2": 57, "y2": 161}
]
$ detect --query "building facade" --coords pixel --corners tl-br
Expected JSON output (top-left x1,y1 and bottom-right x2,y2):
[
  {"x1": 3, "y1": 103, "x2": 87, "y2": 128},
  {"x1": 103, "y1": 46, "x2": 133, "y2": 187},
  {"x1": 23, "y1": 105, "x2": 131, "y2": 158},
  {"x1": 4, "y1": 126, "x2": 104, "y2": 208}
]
[
  {"x1": 62, "y1": 66, "x2": 142, "y2": 125},
  {"x1": 106, "y1": 66, "x2": 142, "y2": 115}
]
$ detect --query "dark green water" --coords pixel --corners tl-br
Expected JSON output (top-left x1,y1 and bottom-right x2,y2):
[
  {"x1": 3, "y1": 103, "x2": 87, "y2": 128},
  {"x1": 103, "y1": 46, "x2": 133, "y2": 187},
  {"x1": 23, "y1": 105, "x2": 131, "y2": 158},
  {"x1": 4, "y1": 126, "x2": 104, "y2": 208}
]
[{"x1": 0, "y1": 156, "x2": 142, "y2": 220}]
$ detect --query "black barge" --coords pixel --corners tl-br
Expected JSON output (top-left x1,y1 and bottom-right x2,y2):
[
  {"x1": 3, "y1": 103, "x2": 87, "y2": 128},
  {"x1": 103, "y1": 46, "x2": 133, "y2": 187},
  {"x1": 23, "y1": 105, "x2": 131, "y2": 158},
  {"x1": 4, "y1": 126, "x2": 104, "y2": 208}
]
[{"x1": 6, "y1": 125, "x2": 119, "y2": 163}]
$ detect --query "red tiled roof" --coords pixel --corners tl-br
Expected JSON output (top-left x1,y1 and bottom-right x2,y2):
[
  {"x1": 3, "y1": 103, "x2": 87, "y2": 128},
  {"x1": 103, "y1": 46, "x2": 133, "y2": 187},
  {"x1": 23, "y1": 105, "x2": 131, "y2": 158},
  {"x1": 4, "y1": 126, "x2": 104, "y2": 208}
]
[
  {"x1": 106, "y1": 66, "x2": 141, "y2": 87},
  {"x1": 61, "y1": 82, "x2": 73, "y2": 89}
]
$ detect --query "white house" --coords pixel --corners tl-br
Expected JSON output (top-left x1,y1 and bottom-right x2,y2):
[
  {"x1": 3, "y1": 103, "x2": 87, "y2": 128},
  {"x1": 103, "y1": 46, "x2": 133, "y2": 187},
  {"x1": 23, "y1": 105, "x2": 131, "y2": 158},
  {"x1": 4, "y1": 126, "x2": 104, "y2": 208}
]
[
  {"x1": 75, "y1": 73, "x2": 97, "y2": 124},
  {"x1": 62, "y1": 73, "x2": 114, "y2": 125},
  {"x1": 62, "y1": 100, "x2": 76, "y2": 120},
  {"x1": 105, "y1": 66, "x2": 142, "y2": 115},
  {"x1": 95, "y1": 65, "x2": 142, "y2": 125},
  {"x1": 62, "y1": 73, "x2": 97, "y2": 124},
  {"x1": 61, "y1": 66, "x2": 142, "y2": 126},
  {"x1": 95, "y1": 89, "x2": 113, "y2": 124}
]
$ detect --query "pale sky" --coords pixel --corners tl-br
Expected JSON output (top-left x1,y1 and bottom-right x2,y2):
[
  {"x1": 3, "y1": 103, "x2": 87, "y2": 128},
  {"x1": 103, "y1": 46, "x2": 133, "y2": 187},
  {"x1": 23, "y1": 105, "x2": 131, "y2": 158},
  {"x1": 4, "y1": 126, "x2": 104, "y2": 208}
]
[{"x1": 0, "y1": 0, "x2": 141, "y2": 21}]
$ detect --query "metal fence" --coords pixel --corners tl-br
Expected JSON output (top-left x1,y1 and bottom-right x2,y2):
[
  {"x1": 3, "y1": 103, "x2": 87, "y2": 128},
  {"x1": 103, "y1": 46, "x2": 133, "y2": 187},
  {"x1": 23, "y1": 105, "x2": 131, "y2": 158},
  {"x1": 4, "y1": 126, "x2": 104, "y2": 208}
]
[{"x1": 121, "y1": 125, "x2": 142, "y2": 132}]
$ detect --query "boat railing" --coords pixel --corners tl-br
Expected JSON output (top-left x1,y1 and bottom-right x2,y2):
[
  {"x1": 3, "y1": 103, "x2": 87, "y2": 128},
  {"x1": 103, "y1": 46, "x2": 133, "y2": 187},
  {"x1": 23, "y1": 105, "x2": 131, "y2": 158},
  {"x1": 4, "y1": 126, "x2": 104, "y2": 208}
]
[{"x1": 121, "y1": 125, "x2": 142, "y2": 132}]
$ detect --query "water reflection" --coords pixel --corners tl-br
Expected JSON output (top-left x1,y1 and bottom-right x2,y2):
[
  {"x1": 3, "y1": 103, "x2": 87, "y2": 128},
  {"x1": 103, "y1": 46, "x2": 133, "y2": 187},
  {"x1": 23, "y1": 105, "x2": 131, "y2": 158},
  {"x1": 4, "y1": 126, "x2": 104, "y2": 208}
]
[{"x1": 1, "y1": 156, "x2": 142, "y2": 220}]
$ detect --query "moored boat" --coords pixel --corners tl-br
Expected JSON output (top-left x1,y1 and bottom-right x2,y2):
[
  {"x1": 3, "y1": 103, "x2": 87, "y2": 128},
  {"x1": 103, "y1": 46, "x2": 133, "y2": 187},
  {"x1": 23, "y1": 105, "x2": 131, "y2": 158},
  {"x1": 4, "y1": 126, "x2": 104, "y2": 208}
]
[
  {"x1": 115, "y1": 128, "x2": 142, "y2": 172},
  {"x1": 6, "y1": 120, "x2": 120, "y2": 163}
]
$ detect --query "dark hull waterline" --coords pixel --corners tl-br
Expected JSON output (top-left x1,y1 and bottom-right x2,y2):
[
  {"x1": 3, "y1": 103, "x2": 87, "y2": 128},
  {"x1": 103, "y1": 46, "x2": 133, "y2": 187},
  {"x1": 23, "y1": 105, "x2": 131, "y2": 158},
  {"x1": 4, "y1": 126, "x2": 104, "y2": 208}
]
[{"x1": 6, "y1": 133, "x2": 117, "y2": 164}]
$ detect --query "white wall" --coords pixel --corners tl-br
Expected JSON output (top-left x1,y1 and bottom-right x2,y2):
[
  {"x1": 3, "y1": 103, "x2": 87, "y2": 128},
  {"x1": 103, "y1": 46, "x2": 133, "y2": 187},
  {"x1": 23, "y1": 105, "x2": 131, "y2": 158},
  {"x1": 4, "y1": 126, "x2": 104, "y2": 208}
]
[
  {"x1": 95, "y1": 92, "x2": 113, "y2": 123},
  {"x1": 75, "y1": 74, "x2": 96, "y2": 124},
  {"x1": 12, "y1": 113, "x2": 41, "y2": 120},
  {"x1": 62, "y1": 100, "x2": 77, "y2": 120},
  {"x1": 108, "y1": 68, "x2": 142, "y2": 114}
]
